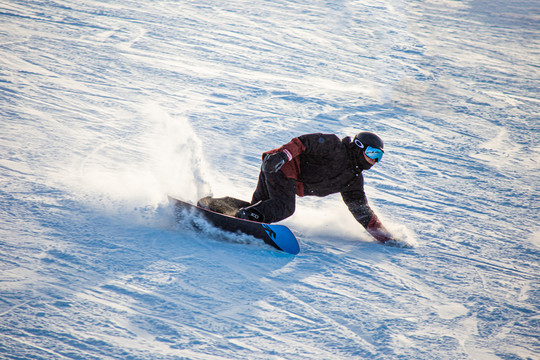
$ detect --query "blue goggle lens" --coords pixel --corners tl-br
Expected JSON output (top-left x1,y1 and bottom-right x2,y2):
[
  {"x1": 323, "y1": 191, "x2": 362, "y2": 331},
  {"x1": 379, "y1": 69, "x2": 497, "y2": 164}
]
[{"x1": 365, "y1": 146, "x2": 384, "y2": 162}]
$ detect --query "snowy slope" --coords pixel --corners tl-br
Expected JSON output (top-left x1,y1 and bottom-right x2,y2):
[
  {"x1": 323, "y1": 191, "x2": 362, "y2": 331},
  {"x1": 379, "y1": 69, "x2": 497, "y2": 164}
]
[{"x1": 1, "y1": 0, "x2": 539, "y2": 359}]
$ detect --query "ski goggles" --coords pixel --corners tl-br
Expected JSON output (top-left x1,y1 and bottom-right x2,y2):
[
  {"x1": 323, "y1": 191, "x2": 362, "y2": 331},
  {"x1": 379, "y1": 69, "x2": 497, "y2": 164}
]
[
  {"x1": 354, "y1": 139, "x2": 384, "y2": 162},
  {"x1": 364, "y1": 146, "x2": 384, "y2": 162}
]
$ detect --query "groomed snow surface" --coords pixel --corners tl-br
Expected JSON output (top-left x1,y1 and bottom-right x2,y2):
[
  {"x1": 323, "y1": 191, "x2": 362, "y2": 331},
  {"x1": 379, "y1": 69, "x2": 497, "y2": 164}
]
[{"x1": 1, "y1": 0, "x2": 538, "y2": 359}]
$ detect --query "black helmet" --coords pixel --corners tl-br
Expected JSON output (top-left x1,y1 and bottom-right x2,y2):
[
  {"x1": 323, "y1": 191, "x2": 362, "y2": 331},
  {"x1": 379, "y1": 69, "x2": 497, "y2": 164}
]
[{"x1": 354, "y1": 132, "x2": 384, "y2": 150}]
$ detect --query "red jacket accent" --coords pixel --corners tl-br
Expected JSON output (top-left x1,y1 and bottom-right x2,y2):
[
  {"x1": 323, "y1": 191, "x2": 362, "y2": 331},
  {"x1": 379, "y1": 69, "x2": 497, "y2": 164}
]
[{"x1": 263, "y1": 137, "x2": 306, "y2": 195}]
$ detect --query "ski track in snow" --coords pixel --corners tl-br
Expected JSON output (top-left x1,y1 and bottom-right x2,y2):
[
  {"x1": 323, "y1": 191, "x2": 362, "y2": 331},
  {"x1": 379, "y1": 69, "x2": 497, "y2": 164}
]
[{"x1": 1, "y1": 0, "x2": 539, "y2": 359}]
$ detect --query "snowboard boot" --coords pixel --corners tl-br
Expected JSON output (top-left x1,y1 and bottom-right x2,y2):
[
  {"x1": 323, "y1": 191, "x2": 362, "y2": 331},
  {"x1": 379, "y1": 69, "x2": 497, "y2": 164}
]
[
  {"x1": 235, "y1": 202, "x2": 265, "y2": 223},
  {"x1": 198, "y1": 196, "x2": 250, "y2": 217}
]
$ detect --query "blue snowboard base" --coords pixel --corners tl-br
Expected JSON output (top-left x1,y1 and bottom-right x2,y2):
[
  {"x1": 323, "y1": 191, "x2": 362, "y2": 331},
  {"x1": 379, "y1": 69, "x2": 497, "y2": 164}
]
[{"x1": 169, "y1": 196, "x2": 300, "y2": 255}]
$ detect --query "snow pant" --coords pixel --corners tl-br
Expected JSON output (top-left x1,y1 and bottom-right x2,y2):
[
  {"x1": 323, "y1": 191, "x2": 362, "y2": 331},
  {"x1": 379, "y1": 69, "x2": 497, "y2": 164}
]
[{"x1": 250, "y1": 169, "x2": 297, "y2": 223}]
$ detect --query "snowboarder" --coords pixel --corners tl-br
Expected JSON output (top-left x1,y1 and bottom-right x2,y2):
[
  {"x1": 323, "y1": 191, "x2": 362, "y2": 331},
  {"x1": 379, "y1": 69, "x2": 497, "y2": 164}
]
[{"x1": 235, "y1": 132, "x2": 396, "y2": 243}]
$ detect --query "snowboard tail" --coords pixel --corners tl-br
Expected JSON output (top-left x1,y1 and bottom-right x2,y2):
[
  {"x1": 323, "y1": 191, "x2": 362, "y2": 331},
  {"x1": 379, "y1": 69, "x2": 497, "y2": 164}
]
[{"x1": 169, "y1": 196, "x2": 300, "y2": 255}]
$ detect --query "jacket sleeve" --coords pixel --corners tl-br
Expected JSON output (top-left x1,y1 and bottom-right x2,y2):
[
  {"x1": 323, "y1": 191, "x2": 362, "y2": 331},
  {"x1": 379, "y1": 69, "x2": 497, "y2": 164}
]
[
  {"x1": 264, "y1": 137, "x2": 306, "y2": 160},
  {"x1": 341, "y1": 190, "x2": 393, "y2": 243}
]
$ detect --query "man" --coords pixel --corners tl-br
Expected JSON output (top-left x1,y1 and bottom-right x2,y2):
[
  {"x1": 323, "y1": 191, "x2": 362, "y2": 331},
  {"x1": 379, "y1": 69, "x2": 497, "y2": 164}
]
[{"x1": 235, "y1": 132, "x2": 396, "y2": 243}]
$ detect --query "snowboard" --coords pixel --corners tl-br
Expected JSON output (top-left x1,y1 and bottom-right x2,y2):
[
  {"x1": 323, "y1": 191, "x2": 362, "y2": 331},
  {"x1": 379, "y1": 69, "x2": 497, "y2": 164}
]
[{"x1": 168, "y1": 196, "x2": 300, "y2": 255}]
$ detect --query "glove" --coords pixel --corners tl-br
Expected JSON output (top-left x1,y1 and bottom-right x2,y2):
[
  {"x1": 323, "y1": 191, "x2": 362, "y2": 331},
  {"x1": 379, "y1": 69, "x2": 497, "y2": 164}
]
[
  {"x1": 366, "y1": 214, "x2": 392, "y2": 243},
  {"x1": 262, "y1": 151, "x2": 289, "y2": 173}
]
